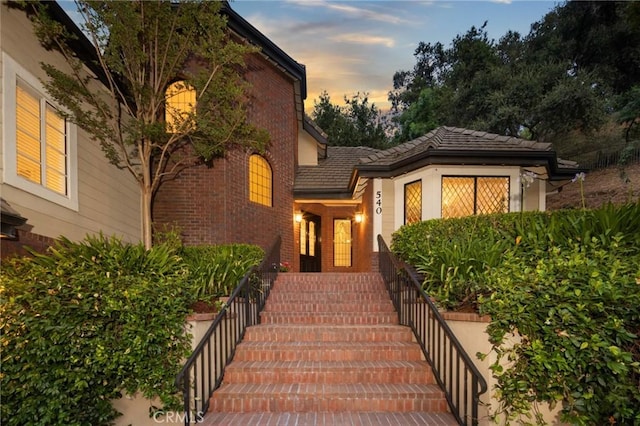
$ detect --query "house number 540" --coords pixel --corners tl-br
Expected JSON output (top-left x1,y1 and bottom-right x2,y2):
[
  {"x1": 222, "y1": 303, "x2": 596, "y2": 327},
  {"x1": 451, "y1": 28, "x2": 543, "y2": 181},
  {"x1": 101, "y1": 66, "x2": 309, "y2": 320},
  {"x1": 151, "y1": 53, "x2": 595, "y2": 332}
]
[{"x1": 375, "y1": 191, "x2": 382, "y2": 215}]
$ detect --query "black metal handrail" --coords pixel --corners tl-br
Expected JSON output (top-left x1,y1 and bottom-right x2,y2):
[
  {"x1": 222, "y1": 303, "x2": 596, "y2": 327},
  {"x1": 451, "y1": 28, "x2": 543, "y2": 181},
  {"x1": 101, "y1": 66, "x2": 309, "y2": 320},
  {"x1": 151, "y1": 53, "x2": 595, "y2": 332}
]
[
  {"x1": 175, "y1": 236, "x2": 281, "y2": 425},
  {"x1": 377, "y1": 235, "x2": 487, "y2": 426}
]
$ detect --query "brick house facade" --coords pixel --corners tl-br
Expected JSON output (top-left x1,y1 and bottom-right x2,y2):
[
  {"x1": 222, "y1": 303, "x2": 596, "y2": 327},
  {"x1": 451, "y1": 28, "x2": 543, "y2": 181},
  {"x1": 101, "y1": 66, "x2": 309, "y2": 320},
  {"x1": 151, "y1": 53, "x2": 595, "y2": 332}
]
[
  {"x1": 153, "y1": 49, "x2": 299, "y2": 266},
  {"x1": 2, "y1": 3, "x2": 581, "y2": 274}
]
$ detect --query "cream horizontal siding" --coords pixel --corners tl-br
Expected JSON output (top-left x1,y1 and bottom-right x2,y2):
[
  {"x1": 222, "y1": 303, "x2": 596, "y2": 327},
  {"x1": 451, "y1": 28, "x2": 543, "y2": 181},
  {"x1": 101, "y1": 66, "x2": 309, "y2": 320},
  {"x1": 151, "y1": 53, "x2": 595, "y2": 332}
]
[{"x1": 1, "y1": 4, "x2": 141, "y2": 243}]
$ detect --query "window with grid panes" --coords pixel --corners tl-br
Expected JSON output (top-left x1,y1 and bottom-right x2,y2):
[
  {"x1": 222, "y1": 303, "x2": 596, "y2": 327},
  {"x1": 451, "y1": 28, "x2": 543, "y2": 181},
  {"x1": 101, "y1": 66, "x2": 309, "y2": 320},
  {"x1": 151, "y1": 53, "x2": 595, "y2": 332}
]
[
  {"x1": 308, "y1": 221, "x2": 316, "y2": 256},
  {"x1": 16, "y1": 82, "x2": 68, "y2": 195},
  {"x1": 300, "y1": 218, "x2": 307, "y2": 255},
  {"x1": 333, "y1": 219, "x2": 352, "y2": 267},
  {"x1": 249, "y1": 154, "x2": 272, "y2": 206},
  {"x1": 441, "y1": 176, "x2": 509, "y2": 218},
  {"x1": 165, "y1": 80, "x2": 196, "y2": 133},
  {"x1": 404, "y1": 180, "x2": 422, "y2": 224}
]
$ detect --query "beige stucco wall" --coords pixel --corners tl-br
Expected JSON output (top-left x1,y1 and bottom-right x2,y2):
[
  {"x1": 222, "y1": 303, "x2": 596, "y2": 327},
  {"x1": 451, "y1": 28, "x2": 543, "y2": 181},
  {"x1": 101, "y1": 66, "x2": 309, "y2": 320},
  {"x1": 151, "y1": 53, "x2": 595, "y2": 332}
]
[
  {"x1": 372, "y1": 177, "x2": 397, "y2": 249},
  {"x1": 392, "y1": 165, "x2": 524, "y2": 227},
  {"x1": 113, "y1": 314, "x2": 238, "y2": 426},
  {"x1": 446, "y1": 316, "x2": 566, "y2": 425},
  {"x1": 375, "y1": 165, "x2": 550, "y2": 245},
  {"x1": 298, "y1": 128, "x2": 318, "y2": 166},
  {"x1": 523, "y1": 178, "x2": 545, "y2": 211},
  {"x1": 1, "y1": 4, "x2": 141, "y2": 243},
  {"x1": 112, "y1": 319, "x2": 205, "y2": 426}
]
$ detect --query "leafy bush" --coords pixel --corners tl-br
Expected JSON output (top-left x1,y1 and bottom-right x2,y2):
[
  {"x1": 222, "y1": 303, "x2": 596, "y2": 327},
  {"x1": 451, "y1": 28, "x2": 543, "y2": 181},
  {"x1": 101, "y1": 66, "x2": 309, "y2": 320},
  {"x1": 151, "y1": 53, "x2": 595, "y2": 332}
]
[
  {"x1": 391, "y1": 202, "x2": 640, "y2": 424},
  {"x1": 180, "y1": 243, "x2": 264, "y2": 300},
  {"x1": 0, "y1": 235, "x2": 194, "y2": 426},
  {"x1": 392, "y1": 203, "x2": 640, "y2": 309},
  {"x1": 479, "y1": 240, "x2": 640, "y2": 425},
  {"x1": 392, "y1": 213, "x2": 518, "y2": 310}
]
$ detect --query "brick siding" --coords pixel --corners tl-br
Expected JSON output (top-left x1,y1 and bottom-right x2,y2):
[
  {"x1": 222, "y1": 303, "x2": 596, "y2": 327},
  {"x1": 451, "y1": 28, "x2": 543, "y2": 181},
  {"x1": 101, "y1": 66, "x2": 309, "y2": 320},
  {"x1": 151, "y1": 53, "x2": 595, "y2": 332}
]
[
  {"x1": 1, "y1": 230, "x2": 56, "y2": 259},
  {"x1": 153, "y1": 52, "x2": 296, "y2": 262}
]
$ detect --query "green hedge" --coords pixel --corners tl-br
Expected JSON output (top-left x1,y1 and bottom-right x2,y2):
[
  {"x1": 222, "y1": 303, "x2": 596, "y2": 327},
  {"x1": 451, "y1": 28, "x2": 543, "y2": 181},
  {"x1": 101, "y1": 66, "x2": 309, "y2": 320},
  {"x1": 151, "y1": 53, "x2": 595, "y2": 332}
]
[
  {"x1": 0, "y1": 234, "x2": 266, "y2": 425},
  {"x1": 180, "y1": 243, "x2": 264, "y2": 300},
  {"x1": 0, "y1": 235, "x2": 194, "y2": 426},
  {"x1": 391, "y1": 203, "x2": 640, "y2": 424}
]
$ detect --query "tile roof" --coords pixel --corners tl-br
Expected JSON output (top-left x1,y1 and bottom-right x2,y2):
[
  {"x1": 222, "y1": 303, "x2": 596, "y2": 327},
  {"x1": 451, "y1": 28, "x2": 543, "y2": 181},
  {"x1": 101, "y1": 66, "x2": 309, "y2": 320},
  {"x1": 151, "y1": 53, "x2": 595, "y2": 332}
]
[
  {"x1": 294, "y1": 146, "x2": 379, "y2": 194},
  {"x1": 359, "y1": 126, "x2": 553, "y2": 167},
  {"x1": 294, "y1": 126, "x2": 583, "y2": 199}
]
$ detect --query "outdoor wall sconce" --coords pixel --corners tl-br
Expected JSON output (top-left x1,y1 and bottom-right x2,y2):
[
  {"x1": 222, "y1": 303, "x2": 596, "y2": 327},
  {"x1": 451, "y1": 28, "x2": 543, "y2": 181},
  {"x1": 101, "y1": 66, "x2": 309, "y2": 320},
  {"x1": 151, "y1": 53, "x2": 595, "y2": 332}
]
[
  {"x1": 294, "y1": 212, "x2": 303, "y2": 223},
  {"x1": 1, "y1": 198, "x2": 27, "y2": 240},
  {"x1": 354, "y1": 212, "x2": 364, "y2": 224}
]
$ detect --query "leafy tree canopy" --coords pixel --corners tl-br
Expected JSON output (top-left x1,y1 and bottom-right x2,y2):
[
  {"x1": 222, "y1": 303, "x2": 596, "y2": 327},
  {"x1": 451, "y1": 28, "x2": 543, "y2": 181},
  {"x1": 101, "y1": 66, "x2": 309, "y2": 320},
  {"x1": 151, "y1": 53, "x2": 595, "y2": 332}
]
[
  {"x1": 311, "y1": 91, "x2": 390, "y2": 149},
  {"x1": 390, "y1": 0, "x2": 640, "y2": 156},
  {"x1": 23, "y1": 0, "x2": 269, "y2": 248}
]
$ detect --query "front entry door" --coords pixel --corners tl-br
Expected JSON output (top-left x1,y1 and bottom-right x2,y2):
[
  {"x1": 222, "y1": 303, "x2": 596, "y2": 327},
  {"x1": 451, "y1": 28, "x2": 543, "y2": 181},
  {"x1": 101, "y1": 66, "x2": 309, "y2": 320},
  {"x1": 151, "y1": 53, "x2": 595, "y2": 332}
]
[{"x1": 300, "y1": 213, "x2": 321, "y2": 272}]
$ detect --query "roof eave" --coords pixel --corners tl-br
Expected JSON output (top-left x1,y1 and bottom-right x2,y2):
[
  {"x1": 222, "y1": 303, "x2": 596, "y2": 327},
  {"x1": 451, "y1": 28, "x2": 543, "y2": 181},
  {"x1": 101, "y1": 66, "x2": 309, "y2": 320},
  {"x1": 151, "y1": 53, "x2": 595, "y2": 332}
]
[
  {"x1": 42, "y1": 2, "x2": 307, "y2": 101},
  {"x1": 357, "y1": 150, "x2": 567, "y2": 177},
  {"x1": 222, "y1": 2, "x2": 306, "y2": 100},
  {"x1": 303, "y1": 118, "x2": 328, "y2": 146},
  {"x1": 293, "y1": 189, "x2": 354, "y2": 200}
]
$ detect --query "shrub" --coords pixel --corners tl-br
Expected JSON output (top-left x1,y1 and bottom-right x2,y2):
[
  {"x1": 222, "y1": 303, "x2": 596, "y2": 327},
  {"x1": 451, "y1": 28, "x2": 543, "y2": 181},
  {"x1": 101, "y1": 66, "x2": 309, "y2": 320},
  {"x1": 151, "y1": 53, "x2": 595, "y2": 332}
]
[
  {"x1": 0, "y1": 235, "x2": 194, "y2": 426},
  {"x1": 391, "y1": 202, "x2": 640, "y2": 424},
  {"x1": 180, "y1": 243, "x2": 264, "y2": 300},
  {"x1": 479, "y1": 239, "x2": 640, "y2": 425},
  {"x1": 392, "y1": 213, "x2": 517, "y2": 310},
  {"x1": 391, "y1": 203, "x2": 640, "y2": 309}
]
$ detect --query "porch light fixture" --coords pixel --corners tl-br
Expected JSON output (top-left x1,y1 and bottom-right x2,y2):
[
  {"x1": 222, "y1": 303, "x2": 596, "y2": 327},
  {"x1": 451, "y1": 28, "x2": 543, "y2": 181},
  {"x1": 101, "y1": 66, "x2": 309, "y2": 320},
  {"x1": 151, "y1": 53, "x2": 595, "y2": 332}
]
[
  {"x1": 354, "y1": 212, "x2": 364, "y2": 224},
  {"x1": 1, "y1": 199, "x2": 27, "y2": 239},
  {"x1": 294, "y1": 212, "x2": 303, "y2": 223}
]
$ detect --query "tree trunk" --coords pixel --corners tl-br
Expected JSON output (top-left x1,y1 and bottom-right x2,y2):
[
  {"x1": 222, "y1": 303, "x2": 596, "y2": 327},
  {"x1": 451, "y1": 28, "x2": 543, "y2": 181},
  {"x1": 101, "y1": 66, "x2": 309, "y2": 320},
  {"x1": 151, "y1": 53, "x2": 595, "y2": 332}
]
[{"x1": 141, "y1": 185, "x2": 153, "y2": 250}]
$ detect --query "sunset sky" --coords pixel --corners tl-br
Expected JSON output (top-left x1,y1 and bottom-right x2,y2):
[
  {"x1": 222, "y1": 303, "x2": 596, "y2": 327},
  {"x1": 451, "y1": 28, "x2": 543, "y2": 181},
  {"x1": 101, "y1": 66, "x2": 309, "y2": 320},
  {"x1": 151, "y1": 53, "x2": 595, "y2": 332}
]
[
  {"x1": 232, "y1": 0, "x2": 559, "y2": 112},
  {"x1": 60, "y1": 0, "x2": 560, "y2": 113}
]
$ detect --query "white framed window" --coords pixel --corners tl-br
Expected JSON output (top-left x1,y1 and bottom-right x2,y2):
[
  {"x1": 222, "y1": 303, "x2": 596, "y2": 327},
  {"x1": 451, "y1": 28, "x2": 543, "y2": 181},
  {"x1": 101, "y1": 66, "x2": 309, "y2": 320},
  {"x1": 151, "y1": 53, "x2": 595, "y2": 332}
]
[
  {"x1": 441, "y1": 176, "x2": 509, "y2": 218},
  {"x1": 2, "y1": 52, "x2": 78, "y2": 210}
]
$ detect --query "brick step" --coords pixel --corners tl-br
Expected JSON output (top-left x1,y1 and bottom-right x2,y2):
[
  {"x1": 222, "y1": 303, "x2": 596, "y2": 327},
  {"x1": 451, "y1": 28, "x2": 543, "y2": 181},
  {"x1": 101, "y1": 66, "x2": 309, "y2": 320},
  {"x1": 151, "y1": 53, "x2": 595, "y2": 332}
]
[
  {"x1": 233, "y1": 341, "x2": 424, "y2": 362},
  {"x1": 200, "y1": 412, "x2": 459, "y2": 425},
  {"x1": 272, "y1": 283, "x2": 387, "y2": 293},
  {"x1": 268, "y1": 292, "x2": 391, "y2": 302},
  {"x1": 209, "y1": 383, "x2": 448, "y2": 413},
  {"x1": 223, "y1": 360, "x2": 436, "y2": 384},
  {"x1": 262, "y1": 301, "x2": 395, "y2": 313},
  {"x1": 275, "y1": 273, "x2": 384, "y2": 284},
  {"x1": 243, "y1": 324, "x2": 414, "y2": 343},
  {"x1": 260, "y1": 312, "x2": 398, "y2": 325}
]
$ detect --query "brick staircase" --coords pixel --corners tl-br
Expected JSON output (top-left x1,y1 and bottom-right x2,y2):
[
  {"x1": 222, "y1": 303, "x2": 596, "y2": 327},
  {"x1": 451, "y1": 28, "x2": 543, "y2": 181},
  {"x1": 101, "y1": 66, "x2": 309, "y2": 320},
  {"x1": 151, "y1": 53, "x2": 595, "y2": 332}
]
[{"x1": 203, "y1": 272, "x2": 458, "y2": 425}]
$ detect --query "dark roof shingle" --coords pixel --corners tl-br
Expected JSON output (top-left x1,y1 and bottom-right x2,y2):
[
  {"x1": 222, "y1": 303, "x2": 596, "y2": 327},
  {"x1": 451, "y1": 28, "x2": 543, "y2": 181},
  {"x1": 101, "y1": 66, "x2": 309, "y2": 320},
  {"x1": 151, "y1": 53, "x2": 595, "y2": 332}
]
[
  {"x1": 359, "y1": 126, "x2": 552, "y2": 167},
  {"x1": 294, "y1": 146, "x2": 379, "y2": 195}
]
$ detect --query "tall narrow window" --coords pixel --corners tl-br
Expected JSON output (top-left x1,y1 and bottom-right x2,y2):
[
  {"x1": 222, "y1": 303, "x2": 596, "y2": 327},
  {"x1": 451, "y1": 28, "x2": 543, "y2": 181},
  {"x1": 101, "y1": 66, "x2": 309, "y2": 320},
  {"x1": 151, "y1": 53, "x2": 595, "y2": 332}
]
[
  {"x1": 16, "y1": 83, "x2": 68, "y2": 195},
  {"x1": 249, "y1": 154, "x2": 272, "y2": 206},
  {"x1": 442, "y1": 176, "x2": 509, "y2": 218},
  {"x1": 404, "y1": 180, "x2": 422, "y2": 224},
  {"x1": 300, "y1": 218, "x2": 307, "y2": 255},
  {"x1": 333, "y1": 219, "x2": 352, "y2": 267},
  {"x1": 165, "y1": 80, "x2": 196, "y2": 133},
  {"x1": 308, "y1": 221, "x2": 316, "y2": 257}
]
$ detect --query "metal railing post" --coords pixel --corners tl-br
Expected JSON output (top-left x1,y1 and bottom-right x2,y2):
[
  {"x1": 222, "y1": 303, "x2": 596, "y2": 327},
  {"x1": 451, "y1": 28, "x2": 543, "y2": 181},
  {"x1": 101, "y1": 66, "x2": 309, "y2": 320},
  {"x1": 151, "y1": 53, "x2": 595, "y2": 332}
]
[
  {"x1": 175, "y1": 236, "x2": 281, "y2": 426},
  {"x1": 377, "y1": 235, "x2": 488, "y2": 426}
]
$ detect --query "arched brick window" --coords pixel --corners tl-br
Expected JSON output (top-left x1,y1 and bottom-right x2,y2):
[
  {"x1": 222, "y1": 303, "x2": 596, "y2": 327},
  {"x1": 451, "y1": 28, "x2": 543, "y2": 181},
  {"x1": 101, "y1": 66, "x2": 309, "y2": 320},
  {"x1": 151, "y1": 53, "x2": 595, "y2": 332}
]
[
  {"x1": 165, "y1": 80, "x2": 196, "y2": 133},
  {"x1": 249, "y1": 154, "x2": 272, "y2": 206}
]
